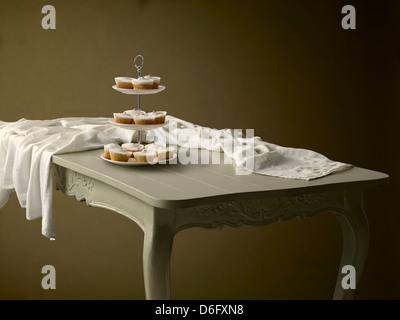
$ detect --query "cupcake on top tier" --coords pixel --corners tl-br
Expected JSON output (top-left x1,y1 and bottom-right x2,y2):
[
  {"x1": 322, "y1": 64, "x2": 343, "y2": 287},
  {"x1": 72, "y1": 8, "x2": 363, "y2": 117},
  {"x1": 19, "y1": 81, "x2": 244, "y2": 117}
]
[
  {"x1": 131, "y1": 77, "x2": 154, "y2": 90},
  {"x1": 143, "y1": 75, "x2": 161, "y2": 89},
  {"x1": 115, "y1": 77, "x2": 134, "y2": 89},
  {"x1": 115, "y1": 72, "x2": 161, "y2": 90}
]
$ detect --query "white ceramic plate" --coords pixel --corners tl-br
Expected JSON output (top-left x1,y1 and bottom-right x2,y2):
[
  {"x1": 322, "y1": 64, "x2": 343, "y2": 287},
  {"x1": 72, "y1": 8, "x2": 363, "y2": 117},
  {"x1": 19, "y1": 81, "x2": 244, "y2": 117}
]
[
  {"x1": 100, "y1": 153, "x2": 177, "y2": 166},
  {"x1": 108, "y1": 119, "x2": 169, "y2": 130},
  {"x1": 112, "y1": 85, "x2": 166, "y2": 95}
]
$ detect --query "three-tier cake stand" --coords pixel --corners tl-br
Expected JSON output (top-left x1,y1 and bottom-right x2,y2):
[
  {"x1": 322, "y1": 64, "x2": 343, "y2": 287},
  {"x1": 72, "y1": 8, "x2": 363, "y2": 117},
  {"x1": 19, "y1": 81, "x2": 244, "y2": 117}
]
[{"x1": 110, "y1": 54, "x2": 167, "y2": 145}]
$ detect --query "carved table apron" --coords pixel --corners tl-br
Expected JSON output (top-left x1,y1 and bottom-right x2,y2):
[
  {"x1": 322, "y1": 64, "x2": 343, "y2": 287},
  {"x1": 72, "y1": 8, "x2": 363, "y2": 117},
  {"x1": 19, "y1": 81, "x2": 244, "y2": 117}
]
[{"x1": 51, "y1": 149, "x2": 389, "y2": 300}]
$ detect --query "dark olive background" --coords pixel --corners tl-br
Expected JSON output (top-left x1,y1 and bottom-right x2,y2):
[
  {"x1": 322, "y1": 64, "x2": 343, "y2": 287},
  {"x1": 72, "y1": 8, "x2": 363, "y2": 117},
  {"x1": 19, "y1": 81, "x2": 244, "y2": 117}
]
[{"x1": 0, "y1": 0, "x2": 398, "y2": 299}]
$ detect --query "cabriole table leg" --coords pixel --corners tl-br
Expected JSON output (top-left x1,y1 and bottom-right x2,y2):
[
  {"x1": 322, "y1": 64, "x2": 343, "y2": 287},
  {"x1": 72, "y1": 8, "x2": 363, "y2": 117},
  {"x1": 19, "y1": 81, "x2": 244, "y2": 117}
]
[
  {"x1": 333, "y1": 189, "x2": 369, "y2": 300},
  {"x1": 142, "y1": 207, "x2": 176, "y2": 300}
]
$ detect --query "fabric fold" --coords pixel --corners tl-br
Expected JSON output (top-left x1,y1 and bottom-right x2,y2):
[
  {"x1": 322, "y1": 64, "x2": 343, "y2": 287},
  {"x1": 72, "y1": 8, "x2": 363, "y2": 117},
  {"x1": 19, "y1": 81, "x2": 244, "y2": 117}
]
[{"x1": 0, "y1": 117, "x2": 136, "y2": 239}]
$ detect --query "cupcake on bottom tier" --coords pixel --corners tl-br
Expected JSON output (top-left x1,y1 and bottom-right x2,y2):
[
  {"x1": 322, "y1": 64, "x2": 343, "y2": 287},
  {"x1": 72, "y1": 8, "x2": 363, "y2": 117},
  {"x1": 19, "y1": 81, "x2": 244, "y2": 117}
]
[
  {"x1": 133, "y1": 150, "x2": 156, "y2": 163},
  {"x1": 144, "y1": 142, "x2": 166, "y2": 157},
  {"x1": 104, "y1": 143, "x2": 121, "y2": 159},
  {"x1": 110, "y1": 149, "x2": 132, "y2": 162},
  {"x1": 121, "y1": 143, "x2": 144, "y2": 155},
  {"x1": 157, "y1": 146, "x2": 175, "y2": 161}
]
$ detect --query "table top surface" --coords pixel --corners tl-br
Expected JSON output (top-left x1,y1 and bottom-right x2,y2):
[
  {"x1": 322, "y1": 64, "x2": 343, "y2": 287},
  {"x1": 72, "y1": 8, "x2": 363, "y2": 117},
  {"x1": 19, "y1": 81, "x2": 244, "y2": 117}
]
[{"x1": 52, "y1": 149, "x2": 389, "y2": 209}]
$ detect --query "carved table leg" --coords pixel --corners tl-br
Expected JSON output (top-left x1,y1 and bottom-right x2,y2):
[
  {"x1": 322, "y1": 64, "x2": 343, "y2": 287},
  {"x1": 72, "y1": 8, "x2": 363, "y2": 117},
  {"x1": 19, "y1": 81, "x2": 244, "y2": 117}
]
[
  {"x1": 143, "y1": 207, "x2": 176, "y2": 300},
  {"x1": 333, "y1": 189, "x2": 369, "y2": 300}
]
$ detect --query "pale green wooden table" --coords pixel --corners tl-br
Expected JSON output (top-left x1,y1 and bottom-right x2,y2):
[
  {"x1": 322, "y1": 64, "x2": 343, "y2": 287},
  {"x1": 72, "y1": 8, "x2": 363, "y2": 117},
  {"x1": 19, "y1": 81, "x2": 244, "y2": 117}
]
[{"x1": 51, "y1": 148, "x2": 389, "y2": 300}]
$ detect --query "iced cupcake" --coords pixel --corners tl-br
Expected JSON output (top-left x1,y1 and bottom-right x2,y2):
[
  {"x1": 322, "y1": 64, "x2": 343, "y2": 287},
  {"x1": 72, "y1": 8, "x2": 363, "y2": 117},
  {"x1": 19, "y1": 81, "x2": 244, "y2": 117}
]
[
  {"x1": 113, "y1": 113, "x2": 133, "y2": 124},
  {"x1": 132, "y1": 77, "x2": 153, "y2": 90},
  {"x1": 121, "y1": 143, "x2": 144, "y2": 154},
  {"x1": 143, "y1": 75, "x2": 161, "y2": 89},
  {"x1": 123, "y1": 109, "x2": 147, "y2": 117},
  {"x1": 157, "y1": 146, "x2": 175, "y2": 161},
  {"x1": 110, "y1": 149, "x2": 132, "y2": 162},
  {"x1": 133, "y1": 150, "x2": 156, "y2": 163},
  {"x1": 147, "y1": 111, "x2": 167, "y2": 124},
  {"x1": 144, "y1": 142, "x2": 166, "y2": 156},
  {"x1": 104, "y1": 143, "x2": 121, "y2": 160},
  {"x1": 132, "y1": 114, "x2": 156, "y2": 125},
  {"x1": 115, "y1": 77, "x2": 134, "y2": 89}
]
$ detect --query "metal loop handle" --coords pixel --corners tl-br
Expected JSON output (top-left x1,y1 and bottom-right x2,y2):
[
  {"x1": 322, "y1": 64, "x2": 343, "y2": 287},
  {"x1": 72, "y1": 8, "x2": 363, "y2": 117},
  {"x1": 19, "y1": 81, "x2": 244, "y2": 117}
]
[{"x1": 134, "y1": 54, "x2": 144, "y2": 77}]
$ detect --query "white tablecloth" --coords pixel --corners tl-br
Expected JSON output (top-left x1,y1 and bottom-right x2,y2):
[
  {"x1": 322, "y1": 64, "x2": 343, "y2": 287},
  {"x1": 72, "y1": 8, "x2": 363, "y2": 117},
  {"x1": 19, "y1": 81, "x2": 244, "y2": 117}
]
[{"x1": 0, "y1": 116, "x2": 351, "y2": 239}]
